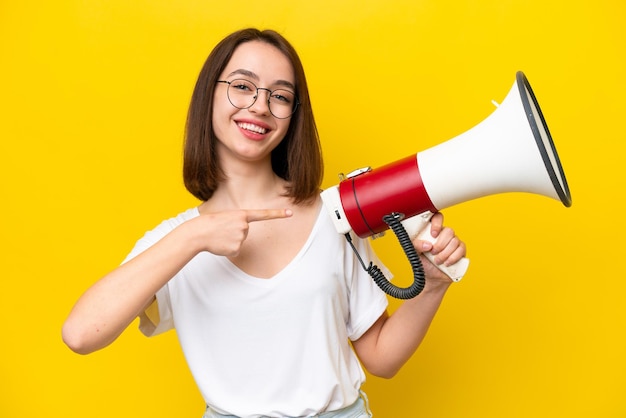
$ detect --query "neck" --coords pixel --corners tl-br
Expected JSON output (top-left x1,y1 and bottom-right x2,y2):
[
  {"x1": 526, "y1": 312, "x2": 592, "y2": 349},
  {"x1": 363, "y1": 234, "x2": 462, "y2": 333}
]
[{"x1": 209, "y1": 160, "x2": 288, "y2": 210}]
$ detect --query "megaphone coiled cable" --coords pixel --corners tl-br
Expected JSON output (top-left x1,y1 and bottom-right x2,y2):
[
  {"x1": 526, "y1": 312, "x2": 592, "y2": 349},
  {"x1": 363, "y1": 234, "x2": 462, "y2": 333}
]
[{"x1": 345, "y1": 212, "x2": 426, "y2": 299}]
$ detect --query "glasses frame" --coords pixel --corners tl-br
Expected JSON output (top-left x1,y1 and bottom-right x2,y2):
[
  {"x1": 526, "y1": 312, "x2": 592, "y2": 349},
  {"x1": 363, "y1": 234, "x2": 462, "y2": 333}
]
[{"x1": 217, "y1": 79, "x2": 299, "y2": 119}]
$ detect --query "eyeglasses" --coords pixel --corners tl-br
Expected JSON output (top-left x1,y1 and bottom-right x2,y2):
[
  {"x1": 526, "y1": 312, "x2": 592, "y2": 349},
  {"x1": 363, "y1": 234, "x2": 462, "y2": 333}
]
[{"x1": 217, "y1": 79, "x2": 299, "y2": 119}]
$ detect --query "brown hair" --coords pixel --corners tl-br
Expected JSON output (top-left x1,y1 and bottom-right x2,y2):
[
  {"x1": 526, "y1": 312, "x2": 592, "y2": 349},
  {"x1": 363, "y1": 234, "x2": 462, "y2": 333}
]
[{"x1": 183, "y1": 28, "x2": 323, "y2": 204}]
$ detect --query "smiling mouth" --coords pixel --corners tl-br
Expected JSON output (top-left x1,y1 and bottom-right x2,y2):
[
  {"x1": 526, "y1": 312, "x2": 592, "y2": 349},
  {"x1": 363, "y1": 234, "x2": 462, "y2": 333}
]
[{"x1": 237, "y1": 122, "x2": 268, "y2": 135}]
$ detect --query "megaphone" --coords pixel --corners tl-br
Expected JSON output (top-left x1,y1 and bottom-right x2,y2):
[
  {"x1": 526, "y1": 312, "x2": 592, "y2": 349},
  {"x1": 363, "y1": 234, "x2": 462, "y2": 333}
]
[{"x1": 321, "y1": 71, "x2": 572, "y2": 299}]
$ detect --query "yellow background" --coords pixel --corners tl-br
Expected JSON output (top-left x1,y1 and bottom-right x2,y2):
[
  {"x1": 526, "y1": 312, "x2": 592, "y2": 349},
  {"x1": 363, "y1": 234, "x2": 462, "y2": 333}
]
[{"x1": 1, "y1": 0, "x2": 624, "y2": 417}]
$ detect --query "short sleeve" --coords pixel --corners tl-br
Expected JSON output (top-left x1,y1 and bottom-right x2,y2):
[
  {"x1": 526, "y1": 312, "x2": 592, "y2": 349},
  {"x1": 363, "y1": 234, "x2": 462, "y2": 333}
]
[
  {"x1": 121, "y1": 212, "x2": 196, "y2": 337},
  {"x1": 345, "y1": 234, "x2": 391, "y2": 341},
  {"x1": 138, "y1": 285, "x2": 173, "y2": 336}
]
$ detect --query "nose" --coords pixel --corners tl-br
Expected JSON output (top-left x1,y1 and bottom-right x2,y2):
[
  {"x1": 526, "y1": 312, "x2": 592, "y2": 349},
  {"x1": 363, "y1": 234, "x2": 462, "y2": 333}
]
[{"x1": 248, "y1": 88, "x2": 272, "y2": 115}]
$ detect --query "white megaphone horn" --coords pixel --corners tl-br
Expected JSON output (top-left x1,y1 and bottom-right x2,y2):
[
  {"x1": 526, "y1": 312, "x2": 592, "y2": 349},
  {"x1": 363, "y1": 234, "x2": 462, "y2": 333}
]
[{"x1": 321, "y1": 71, "x2": 572, "y2": 299}]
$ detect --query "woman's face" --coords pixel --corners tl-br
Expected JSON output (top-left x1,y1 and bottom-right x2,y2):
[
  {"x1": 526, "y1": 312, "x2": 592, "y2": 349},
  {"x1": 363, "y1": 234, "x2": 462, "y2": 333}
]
[{"x1": 212, "y1": 40, "x2": 295, "y2": 167}]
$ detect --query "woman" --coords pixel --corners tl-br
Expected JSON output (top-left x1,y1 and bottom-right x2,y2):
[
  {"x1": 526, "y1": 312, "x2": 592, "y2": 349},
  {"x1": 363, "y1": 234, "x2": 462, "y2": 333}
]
[{"x1": 62, "y1": 28, "x2": 466, "y2": 417}]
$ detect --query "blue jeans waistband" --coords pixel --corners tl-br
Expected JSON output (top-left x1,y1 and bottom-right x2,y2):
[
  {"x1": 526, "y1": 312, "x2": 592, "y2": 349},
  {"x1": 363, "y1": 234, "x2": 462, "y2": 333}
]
[{"x1": 203, "y1": 391, "x2": 373, "y2": 418}]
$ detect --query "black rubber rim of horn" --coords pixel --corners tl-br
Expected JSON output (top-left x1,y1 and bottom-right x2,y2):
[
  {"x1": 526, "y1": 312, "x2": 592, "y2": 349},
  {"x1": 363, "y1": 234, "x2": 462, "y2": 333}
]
[{"x1": 516, "y1": 71, "x2": 572, "y2": 207}]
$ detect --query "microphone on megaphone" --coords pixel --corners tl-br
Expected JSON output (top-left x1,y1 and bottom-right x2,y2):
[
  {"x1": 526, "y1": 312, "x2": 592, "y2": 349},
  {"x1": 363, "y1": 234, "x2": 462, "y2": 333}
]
[{"x1": 321, "y1": 71, "x2": 572, "y2": 299}]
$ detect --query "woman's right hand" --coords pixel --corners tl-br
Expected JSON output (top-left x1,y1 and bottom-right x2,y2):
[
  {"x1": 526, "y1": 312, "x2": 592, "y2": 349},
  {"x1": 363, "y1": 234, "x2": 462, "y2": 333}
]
[{"x1": 190, "y1": 209, "x2": 293, "y2": 256}]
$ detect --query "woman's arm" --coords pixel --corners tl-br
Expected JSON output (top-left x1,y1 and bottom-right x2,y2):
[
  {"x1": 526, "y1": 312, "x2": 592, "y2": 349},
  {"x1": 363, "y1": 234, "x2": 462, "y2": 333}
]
[
  {"x1": 62, "y1": 208, "x2": 292, "y2": 355},
  {"x1": 62, "y1": 219, "x2": 204, "y2": 354},
  {"x1": 351, "y1": 213, "x2": 466, "y2": 378}
]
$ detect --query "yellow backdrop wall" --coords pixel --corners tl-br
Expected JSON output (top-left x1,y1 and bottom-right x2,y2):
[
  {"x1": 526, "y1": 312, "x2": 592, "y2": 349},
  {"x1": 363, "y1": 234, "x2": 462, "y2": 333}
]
[{"x1": 1, "y1": 0, "x2": 624, "y2": 417}]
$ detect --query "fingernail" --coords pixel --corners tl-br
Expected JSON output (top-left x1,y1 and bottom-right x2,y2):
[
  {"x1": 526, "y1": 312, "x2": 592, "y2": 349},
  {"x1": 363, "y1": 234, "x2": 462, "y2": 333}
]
[{"x1": 285, "y1": 209, "x2": 293, "y2": 217}]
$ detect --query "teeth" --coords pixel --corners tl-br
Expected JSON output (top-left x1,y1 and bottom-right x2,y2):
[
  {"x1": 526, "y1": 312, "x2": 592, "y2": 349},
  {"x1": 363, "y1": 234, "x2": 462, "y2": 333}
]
[{"x1": 238, "y1": 122, "x2": 267, "y2": 134}]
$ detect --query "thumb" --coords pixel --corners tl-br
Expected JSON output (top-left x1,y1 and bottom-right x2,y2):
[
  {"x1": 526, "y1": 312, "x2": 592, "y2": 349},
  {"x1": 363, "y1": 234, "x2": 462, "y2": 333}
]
[{"x1": 418, "y1": 240, "x2": 434, "y2": 253}]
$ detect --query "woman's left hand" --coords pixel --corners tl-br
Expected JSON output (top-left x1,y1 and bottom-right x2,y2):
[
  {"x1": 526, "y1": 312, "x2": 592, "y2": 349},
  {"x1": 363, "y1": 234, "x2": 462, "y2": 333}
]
[{"x1": 413, "y1": 212, "x2": 467, "y2": 286}]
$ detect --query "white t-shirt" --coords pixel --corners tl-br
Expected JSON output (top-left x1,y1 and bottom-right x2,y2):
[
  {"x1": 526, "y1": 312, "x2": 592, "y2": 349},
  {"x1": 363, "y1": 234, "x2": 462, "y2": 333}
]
[{"x1": 124, "y1": 204, "x2": 390, "y2": 417}]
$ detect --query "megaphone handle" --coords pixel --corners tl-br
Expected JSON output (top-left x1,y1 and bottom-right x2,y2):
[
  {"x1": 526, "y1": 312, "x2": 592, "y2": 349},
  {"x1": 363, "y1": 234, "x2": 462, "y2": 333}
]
[{"x1": 401, "y1": 213, "x2": 470, "y2": 282}]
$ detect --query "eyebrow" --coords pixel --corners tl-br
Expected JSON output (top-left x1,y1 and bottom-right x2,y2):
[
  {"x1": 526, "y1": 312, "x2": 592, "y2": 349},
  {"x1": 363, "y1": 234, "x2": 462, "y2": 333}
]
[{"x1": 226, "y1": 69, "x2": 296, "y2": 91}]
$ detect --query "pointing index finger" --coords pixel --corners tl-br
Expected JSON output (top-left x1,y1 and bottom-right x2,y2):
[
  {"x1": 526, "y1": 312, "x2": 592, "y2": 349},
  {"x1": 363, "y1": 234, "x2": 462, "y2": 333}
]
[{"x1": 246, "y1": 209, "x2": 293, "y2": 223}]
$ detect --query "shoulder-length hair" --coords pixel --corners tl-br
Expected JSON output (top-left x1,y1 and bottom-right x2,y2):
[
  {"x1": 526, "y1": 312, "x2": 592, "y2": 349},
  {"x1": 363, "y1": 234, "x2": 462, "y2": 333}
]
[{"x1": 183, "y1": 28, "x2": 323, "y2": 204}]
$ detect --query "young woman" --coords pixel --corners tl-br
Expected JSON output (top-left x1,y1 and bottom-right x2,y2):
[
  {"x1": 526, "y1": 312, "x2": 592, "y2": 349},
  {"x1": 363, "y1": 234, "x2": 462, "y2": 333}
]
[{"x1": 62, "y1": 28, "x2": 467, "y2": 417}]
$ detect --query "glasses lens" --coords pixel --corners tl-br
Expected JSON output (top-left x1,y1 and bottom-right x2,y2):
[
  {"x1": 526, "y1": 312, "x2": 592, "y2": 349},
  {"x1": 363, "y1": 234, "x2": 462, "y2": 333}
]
[
  {"x1": 268, "y1": 89, "x2": 297, "y2": 119},
  {"x1": 226, "y1": 79, "x2": 257, "y2": 109}
]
